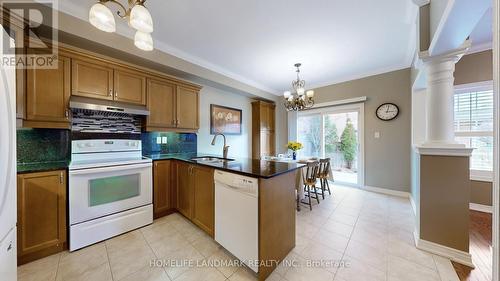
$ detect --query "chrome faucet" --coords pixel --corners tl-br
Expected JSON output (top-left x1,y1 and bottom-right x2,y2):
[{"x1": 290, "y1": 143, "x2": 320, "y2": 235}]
[{"x1": 211, "y1": 133, "x2": 229, "y2": 159}]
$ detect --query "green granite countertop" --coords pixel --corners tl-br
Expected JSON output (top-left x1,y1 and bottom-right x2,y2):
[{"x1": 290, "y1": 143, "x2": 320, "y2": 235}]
[{"x1": 17, "y1": 161, "x2": 69, "y2": 174}]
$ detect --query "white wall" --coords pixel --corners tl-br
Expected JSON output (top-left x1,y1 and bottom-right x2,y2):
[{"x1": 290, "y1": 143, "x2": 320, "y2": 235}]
[{"x1": 197, "y1": 86, "x2": 253, "y2": 158}]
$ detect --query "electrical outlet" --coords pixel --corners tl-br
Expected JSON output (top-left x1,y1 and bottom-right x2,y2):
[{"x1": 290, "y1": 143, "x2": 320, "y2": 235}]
[
  {"x1": 374, "y1": 132, "x2": 380, "y2": 139},
  {"x1": 156, "y1": 137, "x2": 162, "y2": 144},
  {"x1": 162, "y1": 137, "x2": 168, "y2": 144}
]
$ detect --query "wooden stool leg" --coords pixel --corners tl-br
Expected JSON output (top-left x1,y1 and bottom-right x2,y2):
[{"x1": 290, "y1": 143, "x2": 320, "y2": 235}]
[
  {"x1": 307, "y1": 185, "x2": 312, "y2": 210},
  {"x1": 320, "y1": 178, "x2": 326, "y2": 200},
  {"x1": 326, "y1": 179, "x2": 331, "y2": 195},
  {"x1": 313, "y1": 184, "x2": 320, "y2": 204}
]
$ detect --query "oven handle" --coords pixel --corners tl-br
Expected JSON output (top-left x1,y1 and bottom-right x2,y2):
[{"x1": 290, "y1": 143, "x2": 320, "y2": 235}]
[{"x1": 69, "y1": 163, "x2": 152, "y2": 175}]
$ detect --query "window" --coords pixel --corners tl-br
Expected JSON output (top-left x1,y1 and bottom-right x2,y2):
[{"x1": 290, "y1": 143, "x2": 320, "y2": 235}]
[{"x1": 454, "y1": 83, "x2": 493, "y2": 181}]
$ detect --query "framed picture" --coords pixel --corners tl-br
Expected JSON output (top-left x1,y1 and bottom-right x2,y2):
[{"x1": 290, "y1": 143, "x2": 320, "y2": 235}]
[{"x1": 210, "y1": 104, "x2": 242, "y2": 135}]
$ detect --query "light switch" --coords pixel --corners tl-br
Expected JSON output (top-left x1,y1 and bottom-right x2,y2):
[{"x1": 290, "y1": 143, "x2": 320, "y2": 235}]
[
  {"x1": 374, "y1": 132, "x2": 380, "y2": 139},
  {"x1": 156, "y1": 137, "x2": 162, "y2": 144},
  {"x1": 162, "y1": 137, "x2": 168, "y2": 144}
]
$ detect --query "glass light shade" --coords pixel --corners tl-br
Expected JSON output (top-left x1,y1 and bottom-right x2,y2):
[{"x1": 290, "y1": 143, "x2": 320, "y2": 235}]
[
  {"x1": 306, "y1": 90, "x2": 314, "y2": 97},
  {"x1": 283, "y1": 91, "x2": 291, "y2": 98},
  {"x1": 288, "y1": 96, "x2": 294, "y2": 102},
  {"x1": 129, "y1": 4, "x2": 154, "y2": 33},
  {"x1": 89, "y1": 2, "x2": 116, "y2": 33},
  {"x1": 134, "y1": 31, "x2": 154, "y2": 51},
  {"x1": 297, "y1": 87, "x2": 305, "y2": 96}
]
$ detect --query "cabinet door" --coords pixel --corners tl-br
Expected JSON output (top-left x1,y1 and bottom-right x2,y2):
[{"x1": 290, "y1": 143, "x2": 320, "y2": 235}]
[
  {"x1": 26, "y1": 55, "x2": 70, "y2": 124},
  {"x1": 153, "y1": 161, "x2": 174, "y2": 218},
  {"x1": 17, "y1": 170, "x2": 66, "y2": 265},
  {"x1": 176, "y1": 86, "x2": 199, "y2": 130},
  {"x1": 260, "y1": 130, "x2": 276, "y2": 157},
  {"x1": 260, "y1": 103, "x2": 275, "y2": 131},
  {"x1": 192, "y1": 166, "x2": 215, "y2": 236},
  {"x1": 176, "y1": 162, "x2": 193, "y2": 219},
  {"x1": 146, "y1": 78, "x2": 176, "y2": 129},
  {"x1": 72, "y1": 59, "x2": 114, "y2": 100},
  {"x1": 114, "y1": 67, "x2": 147, "y2": 105}
]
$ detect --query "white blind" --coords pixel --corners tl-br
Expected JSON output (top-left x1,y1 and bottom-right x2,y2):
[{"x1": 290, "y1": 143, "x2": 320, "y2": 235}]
[{"x1": 454, "y1": 90, "x2": 494, "y2": 132}]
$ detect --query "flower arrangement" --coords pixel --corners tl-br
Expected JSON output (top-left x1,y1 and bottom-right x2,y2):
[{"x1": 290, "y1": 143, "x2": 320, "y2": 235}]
[
  {"x1": 287, "y1": 141, "x2": 303, "y2": 151},
  {"x1": 287, "y1": 141, "x2": 302, "y2": 160}
]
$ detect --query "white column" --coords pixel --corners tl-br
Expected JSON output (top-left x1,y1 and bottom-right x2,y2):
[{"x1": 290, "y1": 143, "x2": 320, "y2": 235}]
[{"x1": 420, "y1": 43, "x2": 469, "y2": 148}]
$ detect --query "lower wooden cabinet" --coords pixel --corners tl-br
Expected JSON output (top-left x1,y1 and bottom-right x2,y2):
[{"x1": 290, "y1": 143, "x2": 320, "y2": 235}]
[
  {"x1": 17, "y1": 170, "x2": 67, "y2": 265},
  {"x1": 192, "y1": 165, "x2": 215, "y2": 236},
  {"x1": 175, "y1": 161, "x2": 193, "y2": 219},
  {"x1": 172, "y1": 161, "x2": 214, "y2": 236},
  {"x1": 153, "y1": 160, "x2": 175, "y2": 219}
]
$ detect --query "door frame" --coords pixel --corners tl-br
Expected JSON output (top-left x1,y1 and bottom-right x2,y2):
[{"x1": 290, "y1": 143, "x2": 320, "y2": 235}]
[
  {"x1": 297, "y1": 102, "x2": 365, "y2": 187},
  {"x1": 492, "y1": 0, "x2": 499, "y2": 279}
]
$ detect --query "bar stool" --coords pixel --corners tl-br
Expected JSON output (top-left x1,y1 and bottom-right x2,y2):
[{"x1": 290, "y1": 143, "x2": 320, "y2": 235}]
[
  {"x1": 301, "y1": 161, "x2": 320, "y2": 211},
  {"x1": 317, "y1": 158, "x2": 332, "y2": 200}
]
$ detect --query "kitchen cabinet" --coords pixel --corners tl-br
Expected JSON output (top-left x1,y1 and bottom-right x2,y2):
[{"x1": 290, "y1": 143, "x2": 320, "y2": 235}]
[
  {"x1": 192, "y1": 165, "x2": 215, "y2": 236},
  {"x1": 113, "y1": 67, "x2": 147, "y2": 105},
  {"x1": 153, "y1": 160, "x2": 175, "y2": 219},
  {"x1": 146, "y1": 78, "x2": 177, "y2": 130},
  {"x1": 176, "y1": 86, "x2": 199, "y2": 130},
  {"x1": 176, "y1": 161, "x2": 193, "y2": 219},
  {"x1": 17, "y1": 170, "x2": 67, "y2": 265},
  {"x1": 252, "y1": 101, "x2": 276, "y2": 158},
  {"x1": 71, "y1": 58, "x2": 114, "y2": 101},
  {"x1": 25, "y1": 54, "x2": 71, "y2": 129},
  {"x1": 174, "y1": 162, "x2": 214, "y2": 236},
  {"x1": 72, "y1": 58, "x2": 147, "y2": 106}
]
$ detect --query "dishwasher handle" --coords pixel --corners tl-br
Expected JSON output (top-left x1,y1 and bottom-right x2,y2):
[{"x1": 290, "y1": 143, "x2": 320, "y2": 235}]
[{"x1": 215, "y1": 181, "x2": 258, "y2": 197}]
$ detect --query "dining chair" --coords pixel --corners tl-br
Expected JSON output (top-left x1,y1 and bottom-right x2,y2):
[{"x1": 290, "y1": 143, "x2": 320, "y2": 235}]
[
  {"x1": 317, "y1": 158, "x2": 332, "y2": 199},
  {"x1": 301, "y1": 161, "x2": 320, "y2": 210}
]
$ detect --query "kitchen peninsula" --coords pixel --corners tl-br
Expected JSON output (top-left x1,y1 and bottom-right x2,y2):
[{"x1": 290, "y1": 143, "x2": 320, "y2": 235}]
[{"x1": 146, "y1": 153, "x2": 303, "y2": 280}]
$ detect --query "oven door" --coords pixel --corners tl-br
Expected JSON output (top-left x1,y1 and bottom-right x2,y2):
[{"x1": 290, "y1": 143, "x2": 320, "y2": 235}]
[{"x1": 69, "y1": 162, "x2": 152, "y2": 225}]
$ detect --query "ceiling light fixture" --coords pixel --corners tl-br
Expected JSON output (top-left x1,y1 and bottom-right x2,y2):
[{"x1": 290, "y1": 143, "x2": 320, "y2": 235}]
[
  {"x1": 89, "y1": 0, "x2": 154, "y2": 51},
  {"x1": 283, "y1": 63, "x2": 314, "y2": 111}
]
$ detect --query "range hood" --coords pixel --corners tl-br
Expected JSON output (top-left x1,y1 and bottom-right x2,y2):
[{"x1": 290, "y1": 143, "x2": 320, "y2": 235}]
[{"x1": 69, "y1": 96, "x2": 150, "y2": 116}]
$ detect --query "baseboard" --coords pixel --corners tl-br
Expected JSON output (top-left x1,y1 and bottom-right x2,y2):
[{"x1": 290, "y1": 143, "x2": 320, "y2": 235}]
[
  {"x1": 363, "y1": 185, "x2": 410, "y2": 198},
  {"x1": 413, "y1": 232, "x2": 474, "y2": 268},
  {"x1": 469, "y1": 203, "x2": 493, "y2": 213}
]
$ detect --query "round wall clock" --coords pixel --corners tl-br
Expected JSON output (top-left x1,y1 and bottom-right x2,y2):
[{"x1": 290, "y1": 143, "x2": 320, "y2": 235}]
[{"x1": 376, "y1": 103, "x2": 399, "y2": 121}]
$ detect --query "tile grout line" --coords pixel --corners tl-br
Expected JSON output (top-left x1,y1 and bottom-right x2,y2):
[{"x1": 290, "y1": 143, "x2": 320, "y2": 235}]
[
  {"x1": 138, "y1": 227, "x2": 174, "y2": 281},
  {"x1": 53, "y1": 252, "x2": 63, "y2": 281},
  {"x1": 103, "y1": 241, "x2": 116, "y2": 281}
]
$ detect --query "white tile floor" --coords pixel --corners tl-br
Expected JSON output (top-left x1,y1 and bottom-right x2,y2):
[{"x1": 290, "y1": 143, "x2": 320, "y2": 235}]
[{"x1": 18, "y1": 184, "x2": 460, "y2": 281}]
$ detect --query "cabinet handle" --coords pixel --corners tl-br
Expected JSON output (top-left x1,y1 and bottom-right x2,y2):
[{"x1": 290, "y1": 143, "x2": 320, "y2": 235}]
[
  {"x1": 109, "y1": 90, "x2": 113, "y2": 97},
  {"x1": 115, "y1": 91, "x2": 118, "y2": 98},
  {"x1": 59, "y1": 172, "x2": 63, "y2": 184},
  {"x1": 65, "y1": 109, "x2": 69, "y2": 119}
]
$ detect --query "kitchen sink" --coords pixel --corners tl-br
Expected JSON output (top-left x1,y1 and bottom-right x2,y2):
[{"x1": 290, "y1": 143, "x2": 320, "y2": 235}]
[{"x1": 190, "y1": 156, "x2": 235, "y2": 163}]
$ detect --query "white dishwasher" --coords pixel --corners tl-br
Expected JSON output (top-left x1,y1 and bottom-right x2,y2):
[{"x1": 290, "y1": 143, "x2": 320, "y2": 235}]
[{"x1": 214, "y1": 170, "x2": 258, "y2": 273}]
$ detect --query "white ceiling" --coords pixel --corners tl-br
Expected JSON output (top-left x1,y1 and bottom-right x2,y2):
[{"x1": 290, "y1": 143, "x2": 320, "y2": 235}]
[
  {"x1": 469, "y1": 7, "x2": 493, "y2": 50},
  {"x1": 59, "y1": 1, "x2": 418, "y2": 95}
]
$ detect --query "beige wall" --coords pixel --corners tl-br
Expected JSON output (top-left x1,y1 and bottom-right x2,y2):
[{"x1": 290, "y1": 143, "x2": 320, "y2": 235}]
[
  {"x1": 455, "y1": 50, "x2": 494, "y2": 206},
  {"x1": 419, "y1": 154, "x2": 470, "y2": 252},
  {"x1": 312, "y1": 69, "x2": 412, "y2": 192},
  {"x1": 455, "y1": 50, "x2": 493, "y2": 85}
]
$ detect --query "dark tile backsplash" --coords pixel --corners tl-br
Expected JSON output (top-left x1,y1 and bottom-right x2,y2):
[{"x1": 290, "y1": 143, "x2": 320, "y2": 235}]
[
  {"x1": 17, "y1": 128, "x2": 70, "y2": 164},
  {"x1": 142, "y1": 132, "x2": 197, "y2": 155}
]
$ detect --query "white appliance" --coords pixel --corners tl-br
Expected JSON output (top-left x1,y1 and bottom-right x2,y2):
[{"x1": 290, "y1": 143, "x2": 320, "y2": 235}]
[
  {"x1": 69, "y1": 139, "x2": 153, "y2": 251},
  {"x1": 215, "y1": 171, "x2": 258, "y2": 273},
  {"x1": 0, "y1": 26, "x2": 17, "y2": 281}
]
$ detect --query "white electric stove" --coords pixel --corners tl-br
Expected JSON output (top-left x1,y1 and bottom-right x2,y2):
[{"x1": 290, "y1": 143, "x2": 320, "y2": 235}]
[{"x1": 68, "y1": 139, "x2": 152, "y2": 251}]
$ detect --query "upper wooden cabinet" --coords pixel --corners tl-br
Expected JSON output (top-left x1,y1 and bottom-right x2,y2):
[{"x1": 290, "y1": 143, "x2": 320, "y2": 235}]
[
  {"x1": 25, "y1": 54, "x2": 71, "y2": 129},
  {"x1": 71, "y1": 58, "x2": 114, "y2": 101},
  {"x1": 17, "y1": 170, "x2": 67, "y2": 265},
  {"x1": 252, "y1": 101, "x2": 276, "y2": 158},
  {"x1": 153, "y1": 160, "x2": 175, "y2": 219},
  {"x1": 146, "y1": 78, "x2": 177, "y2": 130},
  {"x1": 113, "y1": 67, "x2": 147, "y2": 105},
  {"x1": 176, "y1": 86, "x2": 199, "y2": 130}
]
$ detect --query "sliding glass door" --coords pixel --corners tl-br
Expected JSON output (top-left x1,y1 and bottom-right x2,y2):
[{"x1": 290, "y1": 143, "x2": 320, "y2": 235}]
[{"x1": 297, "y1": 103, "x2": 364, "y2": 186}]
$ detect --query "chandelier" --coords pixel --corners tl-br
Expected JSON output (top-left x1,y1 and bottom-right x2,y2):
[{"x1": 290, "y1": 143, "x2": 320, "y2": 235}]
[
  {"x1": 283, "y1": 63, "x2": 314, "y2": 111},
  {"x1": 89, "y1": 0, "x2": 154, "y2": 51}
]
